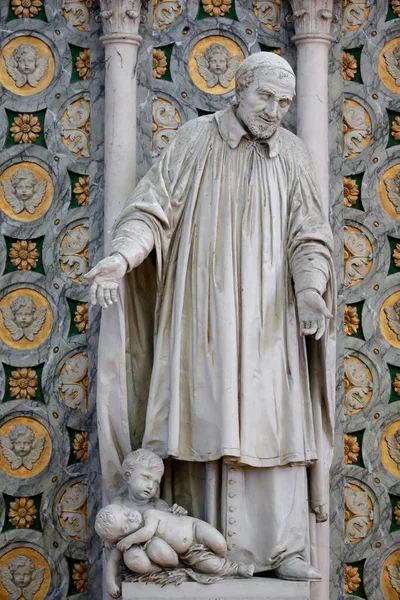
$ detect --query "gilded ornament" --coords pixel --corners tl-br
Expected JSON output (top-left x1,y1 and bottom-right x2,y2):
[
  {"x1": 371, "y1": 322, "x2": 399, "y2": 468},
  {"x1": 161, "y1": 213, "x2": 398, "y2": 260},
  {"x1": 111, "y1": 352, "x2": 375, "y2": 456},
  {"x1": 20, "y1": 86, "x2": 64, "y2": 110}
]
[
  {"x1": 394, "y1": 501, "x2": 400, "y2": 525},
  {"x1": 63, "y1": 0, "x2": 91, "y2": 31},
  {"x1": 58, "y1": 481, "x2": 88, "y2": 540},
  {"x1": 344, "y1": 433, "x2": 360, "y2": 464},
  {"x1": 379, "y1": 164, "x2": 400, "y2": 221},
  {"x1": 76, "y1": 49, "x2": 90, "y2": 80},
  {"x1": 0, "y1": 36, "x2": 55, "y2": 97},
  {"x1": 0, "y1": 162, "x2": 54, "y2": 222},
  {"x1": 61, "y1": 99, "x2": 90, "y2": 158},
  {"x1": 10, "y1": 113, "x2": 41, "y2": 144},
  {"x1": 343, "y1": 99, "x2": 371, "y2": 158},
  {"x1": 153, "y1": 48, "x2": 167, "y2": 78},
  {"x1": 344, "y1": 355, "x2": 373, "y2": 415},
  {"x1": 345, "y1": 305, "x2": 360, "y2": 336},
  {"x1": 74, "y1": 303, "x2": 88, "y2": 333},
  {"x1": 188, "y1": 36, "x2": 244, "y2": 95},
  {"x1": 152, "y1": 98, "x2": 181, "y2": 157},
  {"x1": 342, "y1": 0, "x2": 370, "y2": 31},
  {"x1": 391, "y1": 116, "x2": 400, "y2": 141},
  {"x1": 9, "y1": 240, "x2": 39, "y2": 270},
  {"x1": 0, "y1": 417, "x2": 52, "y2": 478},
  {"x1": 380, "y1": 292, "x2": 400, "y2": 348},
  {"x1": 253, "y1": 0, "x2": 280, "y2": 29},
  {"x1": 394, "y1": 373, "x2": 400, "y2": 396},
  {"x1": 0, "y1": 289, "x2": 52, "y2": 351},
  {"x1": 342, "y1": 52, "x2": 358, "y2": 80},
  {"x1": 344, "y1": 225, "x2": 372, "y2": 286},
  {"x1": 72, "y1": 431, "x2": 88, "y2": 462},
  {"x1": 380, "y1": 420, "x2": 400, "y2": 477},
  {"x1": 0, "y1": 548, "x2": 51, "y2": 600},
  {"x1": 379, "y1": 38, "x2": 400, "y2": 94},
  {"x1": 59, "y1": 352, "x2": 88, "y2": 412},
  {"x1": 392, "y1": 0, "x2": 400, "y2": 16},
  {"x1": 72, "y1": 561, "x2": 88, "y2": 593},
  {"x1": 344, "y1": 565, "x2": 361, "y2": 594},
  {"x1": 8, "y1": 497, "x2": 37, "y2": 528},
  {"x1": 202, "y1": 0, "x2": 232, "y2": 17},
  {"x1": 59, "y1": 224, "x2": 89, "y2": 283},
  {"x1": 344, "y1": 482, "x2": 374, "y2": 544},
  {"x1": 153, "y1": 0, "x2": 181, "y2": 29},
  {"x1": 73, "y1": 175, "x2": 89, "y2": 205},
  {"x1": 11, "y1": 0, "x2": 43, "y2": 18},
  {"x1": 393, "y1": 244, "x2": 400, "y2": 268},
  {"x1": 9, "y1": 367, "x2": 38, "y2": 399},
  {"x1": 344, "y1": 177, "x2": 359, "y2": 207}
]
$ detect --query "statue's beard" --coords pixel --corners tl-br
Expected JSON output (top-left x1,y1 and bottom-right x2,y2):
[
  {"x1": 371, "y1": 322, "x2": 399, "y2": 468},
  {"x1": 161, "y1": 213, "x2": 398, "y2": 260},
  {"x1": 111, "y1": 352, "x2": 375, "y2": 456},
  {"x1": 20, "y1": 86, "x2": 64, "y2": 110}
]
[{"x1": 243, "y1": 115, "x2": 278, "y2": 139}]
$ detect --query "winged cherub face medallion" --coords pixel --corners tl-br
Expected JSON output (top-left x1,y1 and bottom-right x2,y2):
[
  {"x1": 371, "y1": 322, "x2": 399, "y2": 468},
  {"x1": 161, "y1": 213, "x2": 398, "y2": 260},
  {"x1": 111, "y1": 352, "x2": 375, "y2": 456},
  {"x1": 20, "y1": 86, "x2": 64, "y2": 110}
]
[
  {"x1": 194, "y1": 43, "x2": 240, "y2": 89},
  {"x1": 0, "y1": 295, "x2": 47, "y2": 342},
  {"x1": 384, "y1": 44, "x2": 400, "y2": 87},
  {"x1": 385, "y1": 299, "x2": 400, "y2": 342},
  {"x1": 0, "y1": 168, "x2": 47, "y2": 215},
  {"x1": 0, "y1": 423, "x2": 45, "y2": 470},
  {"x1": 4, "y1": 43, "x2": 49, "y2": 88},
  {"x1": 0, "y1": 555, "x2": 44, "y2": 600}
]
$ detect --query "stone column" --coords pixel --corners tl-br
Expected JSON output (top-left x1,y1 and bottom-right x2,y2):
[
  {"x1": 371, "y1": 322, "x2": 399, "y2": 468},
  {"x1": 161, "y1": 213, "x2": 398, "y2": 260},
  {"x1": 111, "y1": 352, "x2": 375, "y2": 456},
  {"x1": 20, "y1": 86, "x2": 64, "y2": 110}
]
[
  {"x1": 287, "y1": 2, "x2": 334, "y2": 600},
  {"x1": 98, "y1": 0, "x2": 143, "y2": 251}
]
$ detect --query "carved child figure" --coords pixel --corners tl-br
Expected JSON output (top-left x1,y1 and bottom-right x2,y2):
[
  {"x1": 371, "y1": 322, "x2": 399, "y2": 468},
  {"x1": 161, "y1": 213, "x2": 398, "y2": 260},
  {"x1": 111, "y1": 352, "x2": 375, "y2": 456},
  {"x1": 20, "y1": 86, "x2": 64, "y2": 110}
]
[
  {"x1": 0, "y1": 554, "x2": 44, "y2": 600},
  {"x1": 0, "y1": 423, "x2": 44, "y2": 470},
  {"x1": 4, "y1": 43, "x2": 49, "y2": 88},
  {"x1": 0, "y1": 168, "x2": 47, "y2": 215},
  {"x1": 195, "y1": 43, "x2": 240, "y2": 88},
  {"x1": 95, "y1": 449, "x2": 253, "y2": 597},
  {"x1": 0, "y1": 295, "x2": 47, "y2": 342}
]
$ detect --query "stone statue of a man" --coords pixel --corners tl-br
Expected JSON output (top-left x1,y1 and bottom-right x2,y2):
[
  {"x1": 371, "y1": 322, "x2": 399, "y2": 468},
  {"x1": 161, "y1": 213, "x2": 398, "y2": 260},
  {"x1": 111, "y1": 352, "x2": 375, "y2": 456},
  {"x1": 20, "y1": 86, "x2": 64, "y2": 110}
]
[{"x1": 86, "y1": 52, "x2": 335, "y2": 580}]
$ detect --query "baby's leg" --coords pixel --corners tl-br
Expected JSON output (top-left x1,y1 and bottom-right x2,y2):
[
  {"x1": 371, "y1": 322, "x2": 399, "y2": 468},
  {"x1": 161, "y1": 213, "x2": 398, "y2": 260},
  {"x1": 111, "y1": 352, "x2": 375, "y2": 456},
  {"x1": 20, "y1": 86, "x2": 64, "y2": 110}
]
[
  {"x1": 146, "y1": 538, "x2": 180, "y2": 567},
  {"x1": 194, "y1": 521, "x2": 227, "y2": 557},
  {"x1": 123, "y1": 545, "x2": 161, "y2": 574}
]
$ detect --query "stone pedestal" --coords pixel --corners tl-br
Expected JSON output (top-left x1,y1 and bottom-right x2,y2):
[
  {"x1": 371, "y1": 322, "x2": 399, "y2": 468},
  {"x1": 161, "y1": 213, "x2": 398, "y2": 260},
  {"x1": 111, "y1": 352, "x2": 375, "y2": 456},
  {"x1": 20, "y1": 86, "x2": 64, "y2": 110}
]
[{"x1": 122, "y1": 577, "x2": 310, "y2": 600}]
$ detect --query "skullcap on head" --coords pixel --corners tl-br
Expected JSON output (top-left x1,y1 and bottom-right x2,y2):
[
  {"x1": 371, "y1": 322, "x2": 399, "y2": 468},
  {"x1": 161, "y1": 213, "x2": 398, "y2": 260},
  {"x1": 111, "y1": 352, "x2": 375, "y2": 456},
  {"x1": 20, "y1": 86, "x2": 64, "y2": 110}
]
[{"x1": 235, "y1": 51, "x2": 295, "y2": 81}]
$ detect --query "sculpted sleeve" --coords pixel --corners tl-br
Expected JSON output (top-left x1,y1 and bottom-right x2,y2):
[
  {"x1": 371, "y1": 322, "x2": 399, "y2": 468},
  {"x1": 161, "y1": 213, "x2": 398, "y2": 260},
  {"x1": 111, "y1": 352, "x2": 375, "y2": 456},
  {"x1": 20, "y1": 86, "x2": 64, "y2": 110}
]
[{"x1": 286, "y1": 139, "x2": 334, "y2": 296}]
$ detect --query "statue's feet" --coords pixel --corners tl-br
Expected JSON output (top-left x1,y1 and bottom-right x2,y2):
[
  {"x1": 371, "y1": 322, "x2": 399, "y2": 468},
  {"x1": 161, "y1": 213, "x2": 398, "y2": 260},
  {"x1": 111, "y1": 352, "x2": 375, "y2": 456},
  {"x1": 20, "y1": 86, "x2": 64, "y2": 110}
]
[
  {"x1": 238, "y1": 563, "x2": 255, "y2": 578},
  {"x1": 274, "y1": 558, "x2": 321, "y2": 581}
]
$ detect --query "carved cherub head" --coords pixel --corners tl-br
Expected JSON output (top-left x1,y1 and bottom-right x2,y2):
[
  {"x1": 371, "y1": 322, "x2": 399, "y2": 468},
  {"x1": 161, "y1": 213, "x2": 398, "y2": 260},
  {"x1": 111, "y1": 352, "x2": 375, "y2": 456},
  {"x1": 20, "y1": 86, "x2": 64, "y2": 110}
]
[
  {"x1": 0, "y1": 555, "x2": 44, "y2": 600},
  {"x1": 95, "y1": 505, "x2": 143, "y2": 542},
  {"x1": 0, "y1": 295, "x2": 47, "y2": 342},
  {"x1": 235, "y1": 52, "x2": 295, "y2": 140},
  {"x1": 122, "y1": 448, "x2": 164, "y2": 502},
  {"x1": 0, "y1": 423, "x2": 45, "y2": 471},
  {"x1": 195, "y1": 43, "x2": 240, "y2": 89},
  {"x1": 4, "y1": 43, "x2": 49, "y2": 88},
  {"x1": 0, "y1": 168, "x2": 47, "y2": 215}
]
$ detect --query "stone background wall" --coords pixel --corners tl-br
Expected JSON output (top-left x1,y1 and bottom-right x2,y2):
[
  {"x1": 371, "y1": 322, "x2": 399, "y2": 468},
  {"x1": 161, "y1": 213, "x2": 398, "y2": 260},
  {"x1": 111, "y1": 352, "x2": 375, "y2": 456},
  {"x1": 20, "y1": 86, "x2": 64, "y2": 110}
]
[{"x1": 0, "y1": 0, "x2": 103, "y2": 598}]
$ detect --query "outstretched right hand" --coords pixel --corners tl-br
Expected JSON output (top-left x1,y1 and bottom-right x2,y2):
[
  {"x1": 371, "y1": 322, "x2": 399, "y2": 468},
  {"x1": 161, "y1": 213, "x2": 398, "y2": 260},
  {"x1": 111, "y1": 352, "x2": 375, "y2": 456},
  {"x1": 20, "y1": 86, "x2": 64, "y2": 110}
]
[{"x1": 84, "y1": 253, "x2": 127, "y2": 309}]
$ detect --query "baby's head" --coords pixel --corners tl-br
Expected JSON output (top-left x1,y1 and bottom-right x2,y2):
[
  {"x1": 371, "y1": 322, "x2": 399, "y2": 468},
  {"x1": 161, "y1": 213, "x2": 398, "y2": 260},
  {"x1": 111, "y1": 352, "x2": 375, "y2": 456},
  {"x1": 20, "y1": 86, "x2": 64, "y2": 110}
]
[
  {"x1": 9, "y1": 555, "x2": 35, "y2": 587},
  {"x1": 10, "y1": 295, "x2": 36, "y2": 328},
  {"x1": 9, "y1": 424, "x2": 34, "y2": 457},
  {"x1": 204, "y1": 43, "x2": 229, "y2": 75},
  {"x1": 11, "y1": 169, "x2": 37, "y2": 201},
  {"x1": 122, "y1": 449, "x2": 164, "y2": 502},
  {"x1": 95, "y1": 505, "x2": 142, "y2": 542},
  {"x1": 13, "y1": 44, "x2": 38, "y2": 75}
]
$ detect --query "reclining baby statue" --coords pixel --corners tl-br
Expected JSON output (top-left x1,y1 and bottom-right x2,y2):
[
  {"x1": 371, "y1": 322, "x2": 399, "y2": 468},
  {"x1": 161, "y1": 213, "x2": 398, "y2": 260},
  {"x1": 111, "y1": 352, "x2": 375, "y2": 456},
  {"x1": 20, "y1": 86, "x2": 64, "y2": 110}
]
[{"x1": 95, "y1": 449, "x2": 254, "y2": 598}]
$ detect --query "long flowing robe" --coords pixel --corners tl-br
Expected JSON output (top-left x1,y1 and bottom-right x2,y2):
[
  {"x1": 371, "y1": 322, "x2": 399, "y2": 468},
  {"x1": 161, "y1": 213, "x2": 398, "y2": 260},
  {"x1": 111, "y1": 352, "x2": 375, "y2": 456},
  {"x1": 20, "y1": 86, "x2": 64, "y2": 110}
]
[{"x1": 97, "y1": 107, "x2": 336, "y2": 558}]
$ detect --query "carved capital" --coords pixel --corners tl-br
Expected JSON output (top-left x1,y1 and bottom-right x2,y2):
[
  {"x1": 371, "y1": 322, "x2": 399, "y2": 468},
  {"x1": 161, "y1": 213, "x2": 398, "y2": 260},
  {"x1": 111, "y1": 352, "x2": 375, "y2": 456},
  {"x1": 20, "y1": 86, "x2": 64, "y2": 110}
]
[
  {"x1": 288, "y1": 0, "x2": 335, "y2": 40},
  {"x1": 97, "y1": 0, "x2": 143, "y2": 41}
]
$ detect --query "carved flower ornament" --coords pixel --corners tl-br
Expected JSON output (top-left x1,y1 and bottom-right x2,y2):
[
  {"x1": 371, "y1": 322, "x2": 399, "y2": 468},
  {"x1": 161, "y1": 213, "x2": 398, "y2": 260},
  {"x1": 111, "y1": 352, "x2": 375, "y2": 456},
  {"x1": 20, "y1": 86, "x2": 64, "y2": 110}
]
[
  {"x1": 344, "y1": 305, "x2": 360, "y2": 336},
  {"x1": 392, "y1": 0, "x2": 400, "y2": 17},
  {"x1": 76, "y1": 49, "x2": 90, "y2": 80},
  {"x1": 74, "y1": 303, "x2": 88, "y2": 333},
  {"x1": 393, "y1": 244, "x2": 400, "y2": 268},
  {"x1": 202, "y1": 0, "x2": 231, "y2": 16},
  {"x1": 10, "y1": 114, "x2": 41, "y2": 144},
  {"x1": 394, "y1": 374, "x2": 400, "y2": 396},
  {"x1": 344, "y1": 565, "x2": 361, "y2": 594},
  {"x1": 394, "y1": 501, "x2": 400, "y2": 525},
  {"x1": 9, "y1": 240, "x2": 39, "y2": 270},
  {"x1": 73, "y1": 176, "x2": 89, "y2": 206},
  {"x1": 72, "y1": 562, "x2": 88, "y2": 593},
  {"x1": 344, "y1": 433, "x2": 360, "y2": 464},
  {"x1": 344, "y1": 177, "x2": 359, "y2": 207},
  {"x1": 9, "y1": 367, "x2": 38, "y2": 399},
  {"x1": 73, "y1": 431, "x2": 88, "y2": 462},
  {"x1": 8, "y1": 497, "x2": 38, "y2": 528},
  {"x1": 342, "y1": 52, "x2": 358, "y2": 80},
  {"x1": 153, "y1": 48, "x2": 168, "y2": 79},
  {"x1": 392, "y1": 116, "x2": 400, "y2": 141},
  {"x1": 11, "y1": 0, "x2": 42, "y2": 18}
]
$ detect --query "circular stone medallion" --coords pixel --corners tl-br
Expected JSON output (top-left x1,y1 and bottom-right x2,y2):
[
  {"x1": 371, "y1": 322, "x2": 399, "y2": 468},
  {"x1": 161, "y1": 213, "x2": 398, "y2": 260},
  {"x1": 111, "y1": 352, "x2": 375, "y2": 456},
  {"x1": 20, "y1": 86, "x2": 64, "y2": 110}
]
[
  {"x1": 0, "y1": 162, "x2": 54, "y2": 222},
  {"x1": 188, "y1": 35, "x2": 245, "y2": 95},
  {"x1": 0, "y1": 36, "x2": 55, "y2": 96},
  {"x1": 379, "y1": 38, "x2": 400, "y2": 95},
  {"x1": 382, "y1": 549, "x2": 400, "y2": 599},
  {"x1": 0, "y1": 416, "x2": 52, "y2": 478},
  {"x1": 380, "y1": 420, "x2": 400, "y2": 478},
  {"x1": 0, "y1": 547, "x2": 51, "y2": 600},
  {"x1": 379, "y1": 164, "x2": 400, "y2": 221},
  {"x1": 0, "y1": 288, "x2": 53, "y2": 350},
  {"x1": 380, "y1": 291, "x2": 400, "y2": 349}
]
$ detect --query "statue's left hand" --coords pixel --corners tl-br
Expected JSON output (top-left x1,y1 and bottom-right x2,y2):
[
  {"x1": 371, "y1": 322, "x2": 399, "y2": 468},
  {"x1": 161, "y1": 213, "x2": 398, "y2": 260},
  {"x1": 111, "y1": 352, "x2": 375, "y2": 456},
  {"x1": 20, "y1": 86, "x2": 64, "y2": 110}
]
[
  {"x1": 117, "y1": 539, "x2": 132, "y2": 552},
  {"x1": 296, "y1": 290, "x2": 333, "y2": 340},
  {"x1": 170, "y1": 503, "x2": 188, "y2": 516}
]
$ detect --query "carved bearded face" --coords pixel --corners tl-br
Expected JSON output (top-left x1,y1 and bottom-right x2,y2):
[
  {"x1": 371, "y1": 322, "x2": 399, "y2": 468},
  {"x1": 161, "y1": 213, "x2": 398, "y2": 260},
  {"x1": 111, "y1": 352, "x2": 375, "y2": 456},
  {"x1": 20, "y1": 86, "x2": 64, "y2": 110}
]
[{"x1": 236, "y1": 69, "x2": 295, "y2": 139}]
